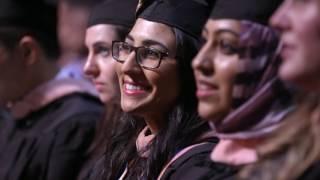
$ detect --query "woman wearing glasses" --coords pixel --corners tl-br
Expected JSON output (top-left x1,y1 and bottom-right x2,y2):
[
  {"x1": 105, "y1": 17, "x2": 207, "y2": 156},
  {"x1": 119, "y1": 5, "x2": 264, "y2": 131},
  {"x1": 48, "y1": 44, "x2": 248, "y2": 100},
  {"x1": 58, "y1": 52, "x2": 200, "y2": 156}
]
[{"x1": 109, "y1": 0, "x2": 217, "y2": 179}]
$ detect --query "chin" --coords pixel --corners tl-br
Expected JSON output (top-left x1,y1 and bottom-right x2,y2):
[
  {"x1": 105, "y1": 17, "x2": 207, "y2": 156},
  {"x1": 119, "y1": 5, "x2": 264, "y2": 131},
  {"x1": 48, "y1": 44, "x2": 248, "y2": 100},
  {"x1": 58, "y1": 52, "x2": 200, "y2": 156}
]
[
  {"x1": 279, "y1": 61, "x2": 299, "y2": 81},
  {"x1": 198, "y1": 103, "x2": 218, "y2": 121},
  {"x1": 120, "y1": 103, "x2": 134, "y2": 113},
  {"x1": 120, "y1": 100, "x2": 142, "y2": 114}
]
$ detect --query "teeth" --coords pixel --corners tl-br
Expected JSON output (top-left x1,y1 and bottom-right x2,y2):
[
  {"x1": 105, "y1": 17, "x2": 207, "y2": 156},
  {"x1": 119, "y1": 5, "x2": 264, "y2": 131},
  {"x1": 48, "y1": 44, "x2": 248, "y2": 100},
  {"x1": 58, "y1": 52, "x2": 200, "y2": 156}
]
[
  {"x1": 197, "y1": 83, "x2": 210, "y2": 90},
  {"x1": 125, "y1": 83, "x2": 143, "y2": 91}
]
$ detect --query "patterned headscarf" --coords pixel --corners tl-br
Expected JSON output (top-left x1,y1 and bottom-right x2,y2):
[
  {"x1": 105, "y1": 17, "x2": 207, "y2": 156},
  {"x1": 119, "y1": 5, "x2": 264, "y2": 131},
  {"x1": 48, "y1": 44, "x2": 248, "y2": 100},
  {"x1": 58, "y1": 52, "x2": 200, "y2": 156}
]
[
  {"x1": 232, "y1": 21, "x2": 280, "y2": 108},
  {"x1": 213, "y1": 21, "x2": 294, "y2": 139}
]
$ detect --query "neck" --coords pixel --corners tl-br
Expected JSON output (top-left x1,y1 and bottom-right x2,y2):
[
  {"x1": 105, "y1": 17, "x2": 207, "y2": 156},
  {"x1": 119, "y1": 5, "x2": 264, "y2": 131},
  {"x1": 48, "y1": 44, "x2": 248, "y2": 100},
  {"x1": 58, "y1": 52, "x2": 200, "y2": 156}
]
[
  {"x1": 24, "y1": 58, "x2": 59, "y2": 98},
  {"x1": 143, "y1": 113, "x2": 166, "y2": 134}
]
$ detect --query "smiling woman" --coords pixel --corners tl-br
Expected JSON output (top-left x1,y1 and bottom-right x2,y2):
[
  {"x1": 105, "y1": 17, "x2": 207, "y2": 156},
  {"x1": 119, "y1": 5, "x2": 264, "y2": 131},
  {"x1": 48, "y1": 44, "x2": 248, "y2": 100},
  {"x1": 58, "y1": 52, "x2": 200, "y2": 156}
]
[
  {"x1": 193, "y1": 19, "x2": 242, "y2": 123},
  {"x1": 110, "y1": 0, "x2": 217, "y2": 179},
  {"x1": 191, "y1": 0, "x2": 296, "y2": 179},
  {"x1": 116, "y1": 19, "x2": 180, "y2": 131}
]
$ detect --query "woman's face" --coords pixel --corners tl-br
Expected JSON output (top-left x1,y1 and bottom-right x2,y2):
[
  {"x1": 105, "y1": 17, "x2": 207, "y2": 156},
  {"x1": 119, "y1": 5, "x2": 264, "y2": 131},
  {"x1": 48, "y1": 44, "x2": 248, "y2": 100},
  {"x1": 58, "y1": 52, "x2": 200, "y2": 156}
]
[
  {"x1": 116, "y1": 18, "x2": 179, "y2": 122},
  {"x1": 271, "y1": 0, "x2": 320, "y2": 91},
  {"x1": 84, "y1": 24, "x2": 120, "y2": 104},
  {"x1": 192, "y1": 19, "x2": 242, "y2": 122}
]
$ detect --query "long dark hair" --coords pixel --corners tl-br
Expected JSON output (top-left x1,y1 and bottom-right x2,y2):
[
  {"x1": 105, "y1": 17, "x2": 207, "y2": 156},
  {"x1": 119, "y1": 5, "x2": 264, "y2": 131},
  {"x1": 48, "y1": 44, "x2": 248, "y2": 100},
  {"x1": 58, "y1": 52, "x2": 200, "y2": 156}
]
[
  {"x1": 77, "y1": 24, "x2": 133, "y2": 180},
  {"x1": 103, "y1": 27, "x2": 209, "y2": 180},
  {"x1": 86, "y1": 24, "x2": 132, "y2": 158}
]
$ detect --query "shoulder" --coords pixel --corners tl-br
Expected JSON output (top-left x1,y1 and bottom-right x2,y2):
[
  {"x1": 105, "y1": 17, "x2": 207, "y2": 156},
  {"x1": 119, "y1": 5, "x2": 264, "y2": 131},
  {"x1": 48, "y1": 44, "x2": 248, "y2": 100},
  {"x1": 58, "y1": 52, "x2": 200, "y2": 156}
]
[
  {"x1": 51, "y1": 93, "x2": 103, "y2": 117},
  {"x1": 159, "y1": 138, "x2": 237, "y2": 180},
  {"x1": 19, "y1": 93, "x2": 104, "y2": 149},
  {"x1": 42, "y1": 93, "x2": 103, "y2": 145},
  {"x1": 37, "y1": 93, "x2": 103, "y2": 132}
]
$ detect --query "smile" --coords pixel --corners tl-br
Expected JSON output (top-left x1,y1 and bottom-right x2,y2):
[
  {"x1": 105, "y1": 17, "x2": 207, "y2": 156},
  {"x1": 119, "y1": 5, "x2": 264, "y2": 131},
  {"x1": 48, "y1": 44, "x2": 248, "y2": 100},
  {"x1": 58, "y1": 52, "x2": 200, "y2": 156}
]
[
  {"x1": 196, "y1": 80, "x2": 219, "y2": 99},
  {"x1": 123, "y1": 82, "x2": 149, "y2": 96}
]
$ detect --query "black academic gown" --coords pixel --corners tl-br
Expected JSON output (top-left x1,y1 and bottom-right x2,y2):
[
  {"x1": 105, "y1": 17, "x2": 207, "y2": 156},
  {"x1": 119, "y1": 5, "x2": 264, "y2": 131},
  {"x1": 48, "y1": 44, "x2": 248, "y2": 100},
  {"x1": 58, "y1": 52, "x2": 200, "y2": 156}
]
[
  {"x1": 0, "y1": 108, "x2": 10, "y2": 128},
  {"x1": 0, "y1": 93, "x2": 103, "y2": 180},
  {"x1": 158, "y1": 137, "x2": 237, "y2": 180}
]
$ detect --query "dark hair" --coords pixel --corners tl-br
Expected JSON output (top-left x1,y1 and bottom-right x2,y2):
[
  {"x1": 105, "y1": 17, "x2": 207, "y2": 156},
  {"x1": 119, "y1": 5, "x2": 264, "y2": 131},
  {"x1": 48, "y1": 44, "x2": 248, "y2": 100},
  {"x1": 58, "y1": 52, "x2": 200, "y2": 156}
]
[
  {"x1": 102, "y1": 27, "x2": 209, "y2": 180},
  {"x1": 61, "y1": 0, "x2": 102, "y2": 8},
  {"x1": 84, "y1": 24, "x2": 131, "y2": 157},
  {"x1": 113, "y1": 25, "x2": 131, "y2": 41},
  {"x1": 77, "y1": 24, "x2": 134, "y2": 180},
  {"x1": 0, "y1": 27, "x2": 59, "y2": 59}
]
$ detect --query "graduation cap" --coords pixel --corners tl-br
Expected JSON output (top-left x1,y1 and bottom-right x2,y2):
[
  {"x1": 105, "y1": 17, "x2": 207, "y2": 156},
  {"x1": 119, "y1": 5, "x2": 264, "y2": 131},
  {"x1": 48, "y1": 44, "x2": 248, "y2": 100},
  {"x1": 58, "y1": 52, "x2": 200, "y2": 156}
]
[
  {"x1": 87, "y1": 0, "x2": 139, "y2": 28},
  {"x1": 210, "y1": 0, "x2": 283, "y2": 25},
  {"x1": 137, "y1": 0, "x2": 216, "y2": 39}
]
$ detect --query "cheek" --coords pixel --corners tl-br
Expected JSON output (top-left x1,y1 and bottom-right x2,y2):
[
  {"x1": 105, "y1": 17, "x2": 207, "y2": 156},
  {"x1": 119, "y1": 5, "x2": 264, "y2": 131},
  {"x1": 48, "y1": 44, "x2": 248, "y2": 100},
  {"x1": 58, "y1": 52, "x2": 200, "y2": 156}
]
[
  {"x1": 295, "y1": 8, "x2": 320, "y2": 52},
  {"x1": 151, "y1": 64, "x2": 180, "y2": 107},
  {"x1": 214, "y1": 58, "x2": 237, "y2": 112},
  {"x1": 0, "y1": 66, "x2": 22, "y2": 100},
  {"x1": 102, "y1": 60, "x2": 118, "y2": 81},
  {"x1": 281, "y1": 13, "x2": 320, "y2": 84},
  {"x1": 115, "y1": 62, "x2": 122, "y2": 78},
  {"x1": 215, "y1": 58, "x2": 237, "y2": 97}
]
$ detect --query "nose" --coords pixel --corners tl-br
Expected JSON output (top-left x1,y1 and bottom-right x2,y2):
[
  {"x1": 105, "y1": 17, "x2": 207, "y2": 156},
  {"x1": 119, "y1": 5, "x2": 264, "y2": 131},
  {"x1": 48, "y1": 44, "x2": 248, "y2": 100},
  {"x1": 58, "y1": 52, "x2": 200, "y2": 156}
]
[
  {"x1": 192, "y1": 42, "x2": 214, "y2": 76},
  {"x1": 83, "y1": 52, "x2": 99, "y2": 79},
  {"x1": 270, "y1": 1, "x2": 290, "y2": 33},
  {"x1": 120, "y1": 51, "x2": 142, "y2": 74}
]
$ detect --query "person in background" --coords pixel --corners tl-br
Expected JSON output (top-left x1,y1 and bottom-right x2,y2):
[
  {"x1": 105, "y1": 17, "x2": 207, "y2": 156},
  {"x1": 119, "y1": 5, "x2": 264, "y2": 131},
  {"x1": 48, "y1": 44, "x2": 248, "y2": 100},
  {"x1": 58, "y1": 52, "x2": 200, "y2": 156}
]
[
  {"x1": 110, "y1": 0, "x2": 216, "y2": 179},
  {"x1": 192, "y1": 0, "x2": 295, "y2": 179},
  {"x1": 0, "y1": 0, "x2": 103, "y2": 179},
  {"x1": 78, "y1": 0, "x2": 138, "y2": 179},
  {"x1": 236, "y1": 1, "x2": 320, "y2": 179},
  {"x1": 55, "y1": 0, "x2": 102, "y2": 81}
]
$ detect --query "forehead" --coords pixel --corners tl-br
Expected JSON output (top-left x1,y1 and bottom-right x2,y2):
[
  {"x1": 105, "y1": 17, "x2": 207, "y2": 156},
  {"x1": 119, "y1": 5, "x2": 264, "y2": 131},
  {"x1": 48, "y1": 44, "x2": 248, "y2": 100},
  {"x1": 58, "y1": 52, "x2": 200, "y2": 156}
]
[
  {"x1": 204, "y1": 19, "x2": 242, "y2": 35},
  {"x1": 128, "y1": 18, "x2": 176, "y2": 48},
  {"x1": 85, "y1": 24, "x2": 118, "y2": 45}
]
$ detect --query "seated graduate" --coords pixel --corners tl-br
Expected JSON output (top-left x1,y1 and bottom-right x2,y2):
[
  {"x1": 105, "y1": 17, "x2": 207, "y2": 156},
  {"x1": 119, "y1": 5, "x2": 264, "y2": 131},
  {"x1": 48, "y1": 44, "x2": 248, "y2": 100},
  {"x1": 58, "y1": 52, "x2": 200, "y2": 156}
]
[
  {"x1": 236, "y1": 1, "x2": 320, "y2": 179},
  {"x1": 0, "y1": 0, "x2": 103, "y2": 179},
  {"x1": 106, "y1": 0, "x2": 216, "y2": 179},
  {"x1": 192, "y1": 0, "x2": 295, "y2": 179}
]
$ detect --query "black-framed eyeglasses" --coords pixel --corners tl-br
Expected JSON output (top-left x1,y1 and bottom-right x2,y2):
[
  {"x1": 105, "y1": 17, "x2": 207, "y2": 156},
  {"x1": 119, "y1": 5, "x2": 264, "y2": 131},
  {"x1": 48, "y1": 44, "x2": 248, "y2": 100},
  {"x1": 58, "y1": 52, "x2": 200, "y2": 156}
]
[{"x1": 112, "y1": 41, "x2": 169, "y2": 70}]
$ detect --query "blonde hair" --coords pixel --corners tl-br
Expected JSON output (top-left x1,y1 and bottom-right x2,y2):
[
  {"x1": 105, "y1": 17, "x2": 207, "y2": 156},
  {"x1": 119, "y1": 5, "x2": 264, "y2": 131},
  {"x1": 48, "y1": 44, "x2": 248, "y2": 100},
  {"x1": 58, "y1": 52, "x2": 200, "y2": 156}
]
[{"x1": 239, "y1": 93, "x2": 320, "y2": 180}]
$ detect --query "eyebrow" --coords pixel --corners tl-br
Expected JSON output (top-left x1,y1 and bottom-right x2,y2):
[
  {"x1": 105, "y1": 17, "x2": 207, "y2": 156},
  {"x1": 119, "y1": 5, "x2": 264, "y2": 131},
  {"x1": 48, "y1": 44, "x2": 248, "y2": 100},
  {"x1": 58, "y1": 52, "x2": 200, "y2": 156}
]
[
  {"x1": 126, "y1": 34, "x2": 134, "y2": 42},
  {"x1": 214, "y1": 29, "x2": 240, "y2": 38},
  {"x1": 92, "y1": 41, "x2": 111, "y2": 48},
  {"x1": 142, "y1": 40, "x2": 169, "y2": 52},
  {"x1": 126, "y1": 34, "x2": 169, "y2": 52}
]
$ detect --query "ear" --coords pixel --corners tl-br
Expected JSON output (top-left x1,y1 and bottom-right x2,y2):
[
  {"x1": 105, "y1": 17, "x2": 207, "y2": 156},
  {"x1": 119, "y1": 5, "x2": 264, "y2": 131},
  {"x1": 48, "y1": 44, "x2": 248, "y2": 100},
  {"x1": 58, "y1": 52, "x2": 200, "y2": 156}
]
[{"x1": 17, "y1": 36, "x2": 42, "y2": 66}]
